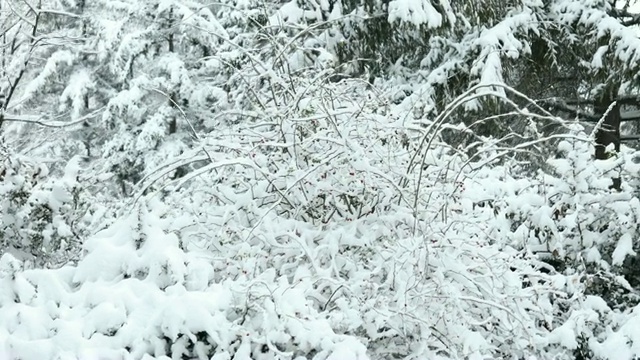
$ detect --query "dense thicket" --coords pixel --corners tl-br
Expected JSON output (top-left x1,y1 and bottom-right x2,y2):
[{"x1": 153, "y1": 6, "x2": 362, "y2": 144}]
[{"x1": 1, "y1": 0, "x2": 640, "y2": 359}]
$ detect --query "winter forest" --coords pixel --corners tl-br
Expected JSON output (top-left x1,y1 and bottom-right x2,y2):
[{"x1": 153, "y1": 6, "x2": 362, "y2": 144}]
[{"x1": 3, "y1": 0, "x2": 640, "y2": 359}]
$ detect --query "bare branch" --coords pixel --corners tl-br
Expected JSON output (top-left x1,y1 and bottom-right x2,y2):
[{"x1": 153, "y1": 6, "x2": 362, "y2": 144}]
[
  {"x1": 537, "y1": 99, "x2": 599, "y2": 121},
  {"x1": 1, "y1": 107, "x2": 104, "y2": 128},
  {"x1": 36, "y1": 8, "x2": 82, "y2": 18}
]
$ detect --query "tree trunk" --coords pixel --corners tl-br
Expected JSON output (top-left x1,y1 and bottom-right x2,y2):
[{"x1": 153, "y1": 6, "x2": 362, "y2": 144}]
[{"x1": 594, "y1": 90, "x2": 621, "y2": 190}]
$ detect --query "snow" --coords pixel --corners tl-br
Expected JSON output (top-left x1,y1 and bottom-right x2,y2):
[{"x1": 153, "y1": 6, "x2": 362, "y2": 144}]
[
  {"x1": 549, "y1": 322, "x2": 579, "y2": 349},
  {"x1": 3, "y1": 0, "x2": 640, "y2": 358},
  {"x1": 388, "y1": 0, "x2": 443, "y2": 28},
  {"x1": 612, "y1": 233, "x2": 636, "y2": 266},
  {"x1": 326, "y1": 338, "x2": 370, "y2": 360},
  {"x1": 269, "y1": 1, "x2": 318, "y2": 26},
  {"x1": 592, "y1": 45, "x2": 609, "y2": 68},
  {"x1": 58, "y1": 70, "x2": 95, "y2": 120},
  {"x1": 20, "y1": 51, "x2": 76, "y2": 104}
]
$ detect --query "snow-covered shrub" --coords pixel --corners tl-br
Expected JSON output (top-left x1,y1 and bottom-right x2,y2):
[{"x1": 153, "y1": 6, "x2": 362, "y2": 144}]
[
  {"x1": 114, "y1": 72, "x2": 566, "y2": 359},
  {"x1": 0, "y1": 150, "x2": 91, "y2": 267},
  {"x1": 464, "y1": 124, "x2": 640, "y2": 358},
  {"x1": 0, "y1": 200, "x2": 373, "y2": 359},
  {"x1": 0, "y1": 71, "x2": 562, "y2": 359}
]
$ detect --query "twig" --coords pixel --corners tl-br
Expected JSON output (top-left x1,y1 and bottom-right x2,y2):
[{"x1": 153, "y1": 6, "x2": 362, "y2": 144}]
[{"x1": 1, "y1": 107, "x2": 104, "y2": 128}]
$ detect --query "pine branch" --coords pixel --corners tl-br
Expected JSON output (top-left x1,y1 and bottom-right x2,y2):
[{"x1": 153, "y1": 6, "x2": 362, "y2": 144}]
[{"x1": 609, "y1": 7, "x2": 640, "y2": 26}]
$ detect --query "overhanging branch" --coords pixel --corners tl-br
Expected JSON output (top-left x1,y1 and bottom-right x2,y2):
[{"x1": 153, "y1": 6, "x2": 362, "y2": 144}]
[{"x1": 536, "y1": 98, "x2": 599, "y2": 121}]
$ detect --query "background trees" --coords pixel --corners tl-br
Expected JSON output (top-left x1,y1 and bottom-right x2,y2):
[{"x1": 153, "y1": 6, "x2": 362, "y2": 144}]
[{"x1": 1, "y1": 0, "x2": 640, "y2": 359}]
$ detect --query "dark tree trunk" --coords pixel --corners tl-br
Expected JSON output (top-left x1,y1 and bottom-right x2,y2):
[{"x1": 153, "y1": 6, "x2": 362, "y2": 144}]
[{"x1": 594, "y1": 90, "x2": 621, "y2": 190}]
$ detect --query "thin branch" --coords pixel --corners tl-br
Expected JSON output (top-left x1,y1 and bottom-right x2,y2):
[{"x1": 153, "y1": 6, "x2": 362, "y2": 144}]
[
  {"x1": 1, "y1": 107, "x2": 104, "y2": 128},
  {"x1": 620, "y1": 135, "x2": 640, "y2": 141},
  {"x1": 36, "y1": 8, "x2": 83, "y2": 18},
  {"x1": 1, "y1": 0, "x2": 40, "y2": 118},
  {"x1": 537, "y1": 99, "x2": 599, "y2": 121},
  {"x1": 616, "y1": 95, "x2": 640, "y2": 106},
  {"x1": 589, "y1": 101, "x2": 618, "y2": 141}
]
